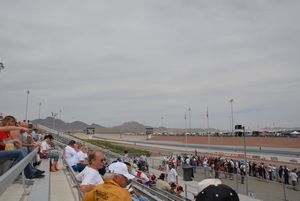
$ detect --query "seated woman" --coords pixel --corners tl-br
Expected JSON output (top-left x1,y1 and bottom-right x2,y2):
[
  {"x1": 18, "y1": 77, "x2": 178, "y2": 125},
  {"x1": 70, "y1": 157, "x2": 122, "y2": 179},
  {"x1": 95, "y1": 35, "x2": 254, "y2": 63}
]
[{"x1": 40, "y1": 134, "x2": 60, "y2": 172}]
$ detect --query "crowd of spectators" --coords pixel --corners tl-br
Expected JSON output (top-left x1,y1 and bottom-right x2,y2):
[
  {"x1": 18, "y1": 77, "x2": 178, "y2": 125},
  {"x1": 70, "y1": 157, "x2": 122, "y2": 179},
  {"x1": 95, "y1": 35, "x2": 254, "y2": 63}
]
[
  {"x1": 0, "y1": 115, "x2": 53, "y2": 179},
  {"x1": 161, "y1": 153, "x2": 299, "y2": 190}
]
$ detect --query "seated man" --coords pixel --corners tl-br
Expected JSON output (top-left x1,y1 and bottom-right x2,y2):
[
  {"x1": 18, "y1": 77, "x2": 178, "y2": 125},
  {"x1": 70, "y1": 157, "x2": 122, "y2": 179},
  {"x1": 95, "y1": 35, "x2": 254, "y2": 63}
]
[
  {"x1": 70, "y1": 144, "x2": 88, "y2": 172},
  {"x1": 83, "y1": 161, "x2": 134, "y2": 201},
  {"x1": 76, "y1": 151, "x2": 105, "y2": 192},
  {"x1": 155, "y1": 173, "x2": 171, "y2": 192},
  {"x1": 64, "y1": 140, "x2": 77, "y2": 167}
]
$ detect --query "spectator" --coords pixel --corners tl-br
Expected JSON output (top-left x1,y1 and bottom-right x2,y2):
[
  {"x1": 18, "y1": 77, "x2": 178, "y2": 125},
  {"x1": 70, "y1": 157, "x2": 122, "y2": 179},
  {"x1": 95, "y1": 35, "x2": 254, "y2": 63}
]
[
  {"x1": 176, "y1": 186, "x2": 184, "y2": 198},
  {"x1": 76, "y1": 151, "x2": 105, "y2": 192},
  {"x1": 278, "y1": 165, "x2": 283, "y2": 182},
  {"x1": 166, "y1": 161, "x2": 178, "y2": 185},
  {"x1": 283, "y1": 165, "x2": 290, "y2": 185},
  {"x1": 0, "y1": 115, "x2": 44, "y2": 179},
  {"x1": 40, "y1": 134, "x2": 60, "y2": 172},
  {"x1": 155, "y1": 173, "x2": 171, "y2": 192},
  {"x1": 70, "y1": 144, "x2": 88, "y2": 172},
  {"x1": 290, "y1": 168, "x2": 298, "y2": 190},
  {"x1": 64, "y1": 140, "x2": 77, "y2": 166},
  {"x1": 83, "y1": 160, "x2": 134, "y2": 201}
]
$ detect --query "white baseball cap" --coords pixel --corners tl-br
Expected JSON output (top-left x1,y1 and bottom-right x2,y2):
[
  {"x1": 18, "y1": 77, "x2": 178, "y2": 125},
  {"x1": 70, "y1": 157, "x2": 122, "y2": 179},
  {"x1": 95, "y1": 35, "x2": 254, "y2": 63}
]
[
  {"x1": 108, "y1": 161, "x2": 135, "y2": 180},
  {"x1": 198, "y1": 178, "x2": 222, "y2": 193}
]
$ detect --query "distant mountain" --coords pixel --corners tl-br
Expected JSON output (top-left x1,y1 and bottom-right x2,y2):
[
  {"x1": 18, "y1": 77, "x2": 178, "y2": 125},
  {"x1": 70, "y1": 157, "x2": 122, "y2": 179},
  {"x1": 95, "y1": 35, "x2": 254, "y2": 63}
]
[
  {"x1": 112, "y1": 121, "x2": 146, "y2": 132},
  {"x1": 32, "y1": 117, "x2": 105, "y2": 132},
  {"x1": 32, "y1": 117, "x2": 223, "y2": 134}
]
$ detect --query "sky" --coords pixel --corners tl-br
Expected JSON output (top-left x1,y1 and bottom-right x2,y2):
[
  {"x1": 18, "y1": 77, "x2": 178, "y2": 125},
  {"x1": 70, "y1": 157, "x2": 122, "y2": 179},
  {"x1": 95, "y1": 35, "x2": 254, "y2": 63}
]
[{"x1": 0, "y1": 0, "x2": 299, "y2": 130}]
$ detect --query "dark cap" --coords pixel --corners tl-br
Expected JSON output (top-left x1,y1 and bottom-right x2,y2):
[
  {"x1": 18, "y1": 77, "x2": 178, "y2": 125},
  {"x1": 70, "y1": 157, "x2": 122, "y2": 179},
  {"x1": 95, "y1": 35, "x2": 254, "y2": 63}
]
[
  {"x1": 177, "y1": 186, "x2": 184, "y2": 192},
  {"x1": 196, "y1": 184, "x2": 239, "y2": 201}
]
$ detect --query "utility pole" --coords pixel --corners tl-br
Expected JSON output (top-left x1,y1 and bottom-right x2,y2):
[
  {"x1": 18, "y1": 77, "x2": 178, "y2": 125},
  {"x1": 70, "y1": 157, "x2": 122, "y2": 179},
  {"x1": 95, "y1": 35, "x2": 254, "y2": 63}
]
[
  {"x1": 38, "y1": 102, "x2": 42, "y2": 119},
  {"x1": 229, "y1": 99, "x2": 234, "y2": 135},
  {"x1": 25, "y1": 90, "x2": 30, "y2": 122},
  {"x1": 188, "y1": 108, "x2": 191, "y2": 135},
  {"x1": 207, "y1": 107, "x2": 210, "y2": 153}
]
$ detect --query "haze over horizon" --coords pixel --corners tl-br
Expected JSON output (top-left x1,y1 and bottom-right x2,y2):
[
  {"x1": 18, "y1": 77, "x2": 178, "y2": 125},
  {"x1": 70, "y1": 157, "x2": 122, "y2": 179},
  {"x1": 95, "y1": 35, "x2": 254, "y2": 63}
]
[{"x1": 1, "y1": 1, "x2": 299, "y2": 130}]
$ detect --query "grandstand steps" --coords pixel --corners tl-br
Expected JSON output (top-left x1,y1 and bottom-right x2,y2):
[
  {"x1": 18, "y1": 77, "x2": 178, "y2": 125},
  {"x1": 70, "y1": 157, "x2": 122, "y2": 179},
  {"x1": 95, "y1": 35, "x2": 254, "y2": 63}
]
[{"x1": 50, "y1": 158, "x2": 78, "y2": 201}]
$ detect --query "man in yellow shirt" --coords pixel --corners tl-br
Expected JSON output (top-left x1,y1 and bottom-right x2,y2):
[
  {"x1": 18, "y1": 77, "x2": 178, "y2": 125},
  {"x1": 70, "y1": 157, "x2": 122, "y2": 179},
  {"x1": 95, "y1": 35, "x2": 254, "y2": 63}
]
[{"x1": 83, "y1": 162, "x2": 134, "y2": 201}]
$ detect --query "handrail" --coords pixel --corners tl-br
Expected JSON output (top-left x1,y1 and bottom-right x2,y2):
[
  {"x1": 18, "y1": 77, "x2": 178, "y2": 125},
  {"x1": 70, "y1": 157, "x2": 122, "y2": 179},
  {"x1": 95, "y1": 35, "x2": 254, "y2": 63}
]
[
  {"x1": 61, "y1": 157, "x2": 84, "y2": 200},
  {"x1": 0, "y1": 148, "x2": 38, "y2": 195},
  {"x1": 132, "y1": 180, "x2": 187, "y2": 201}
]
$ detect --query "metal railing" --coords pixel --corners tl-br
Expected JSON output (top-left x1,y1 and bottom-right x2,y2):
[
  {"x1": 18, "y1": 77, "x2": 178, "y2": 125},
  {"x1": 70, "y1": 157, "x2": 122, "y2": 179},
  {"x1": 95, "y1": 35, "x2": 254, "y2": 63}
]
[{"x1": 0, "y1": 148, "x2": 38, "y2": 195}]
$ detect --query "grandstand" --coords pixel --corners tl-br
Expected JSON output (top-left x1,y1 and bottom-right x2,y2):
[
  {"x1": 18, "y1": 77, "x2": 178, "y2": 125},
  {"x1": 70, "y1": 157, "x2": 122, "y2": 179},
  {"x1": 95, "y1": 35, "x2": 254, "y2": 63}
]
[{"x1": 1, "y1": 123, "x2": 298, "y2": 201}]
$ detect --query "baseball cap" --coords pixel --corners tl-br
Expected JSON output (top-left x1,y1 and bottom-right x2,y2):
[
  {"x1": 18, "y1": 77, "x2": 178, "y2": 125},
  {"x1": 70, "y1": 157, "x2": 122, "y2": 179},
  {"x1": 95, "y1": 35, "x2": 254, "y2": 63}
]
[
  {"x1": 196, "y1": 179, "x2": 239, "y2": 201},
  {"x1": 108, "y1": 161, "x2": 135, "y2": 180},
  {"x1": 198, "y1": 179, "x2": 222, "y2": 193}
]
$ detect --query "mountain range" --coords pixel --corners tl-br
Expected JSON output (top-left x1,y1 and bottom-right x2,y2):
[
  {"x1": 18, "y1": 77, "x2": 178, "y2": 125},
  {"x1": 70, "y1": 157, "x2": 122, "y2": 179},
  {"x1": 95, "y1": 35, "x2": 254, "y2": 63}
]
[{"x1": 32, "y1": 117, "x2": 220, "y2": 134}]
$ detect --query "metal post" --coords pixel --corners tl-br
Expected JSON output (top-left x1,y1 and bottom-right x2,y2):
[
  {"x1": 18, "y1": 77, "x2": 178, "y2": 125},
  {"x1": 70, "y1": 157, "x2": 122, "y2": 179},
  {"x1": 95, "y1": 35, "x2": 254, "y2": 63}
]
[
  {"x1": 243, "y1": 126, "x2": 249, "y2": 195},
  {"x1": 25, "y1": 90, "x2": 30, "y2": 121},
  {"x1": 22, "y1": 170, "x2": 27, "y2": 194},
  {"x1": 184, "y1": 184, "x2": 188, "y2": 200},
  {"x1": 185, "y1": 112, "x2": 187, "y2": 151},
  {"x1": 207, "y1": 107, "x2": 210, "y2": 154},
  {"x1": 236, "y1": 172, "x2": 239, "y2": 193},
  {"x1": 229, "y1": 99, "x2": 234, "y2": 135},
  {"x1": 188, "y1": 108, "x2": 191, "y2": 134},
  {"x1": 282, "y1": 183, "x2": 288, "y2": 201}
]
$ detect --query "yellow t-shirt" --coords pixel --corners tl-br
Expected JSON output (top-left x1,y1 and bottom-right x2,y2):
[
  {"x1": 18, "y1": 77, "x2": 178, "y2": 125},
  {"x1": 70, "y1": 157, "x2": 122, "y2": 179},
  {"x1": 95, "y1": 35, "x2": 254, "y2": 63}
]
[{"x1": 83, "y1": 179, "x2": 132, "y2": 201}]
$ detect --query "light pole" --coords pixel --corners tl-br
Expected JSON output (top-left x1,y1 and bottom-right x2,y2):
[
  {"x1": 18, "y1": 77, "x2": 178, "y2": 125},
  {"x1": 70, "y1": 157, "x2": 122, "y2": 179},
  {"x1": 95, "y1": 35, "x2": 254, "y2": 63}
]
[
  {"x1": 188, "y1": 108, "x2": 191, "y2": 134},
  {"x1": 184, "y1": 112, "x2": 187, "y2": 150},
  {"x1": 38, "y1": 102, "x2": 42, "y2": 119},
  {"x1": 25, "y1": 90, "x2": 30, "y2": 122},
  {"x1": 229, "y1": 99, "x2": 234, "y2": 135},
  {"x1": 242, "y1": 126, "x2": 249, "y2": 195},
  {"x1": 59, "y1": 109, "x2": 62, "y2": 120},
  {"x1": 207, "y1": 107, "x2": 210, "y2": 153},
  {"x1": 51, "y1": 112, "x2": 58, "y2": 130}
]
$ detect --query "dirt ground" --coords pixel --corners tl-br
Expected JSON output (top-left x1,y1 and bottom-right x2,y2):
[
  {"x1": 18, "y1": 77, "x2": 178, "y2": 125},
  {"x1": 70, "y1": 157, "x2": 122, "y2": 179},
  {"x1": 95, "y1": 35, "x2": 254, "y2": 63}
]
[{"x1": 150, "y1": 135, "x2": 300, "y2": 149}]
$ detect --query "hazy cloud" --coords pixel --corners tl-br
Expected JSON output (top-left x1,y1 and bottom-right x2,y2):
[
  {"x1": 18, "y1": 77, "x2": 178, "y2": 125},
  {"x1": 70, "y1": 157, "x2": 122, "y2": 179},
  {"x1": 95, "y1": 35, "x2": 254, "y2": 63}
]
[{"x1": 1, "y1": 0, "x2": 299, "y2": 129}]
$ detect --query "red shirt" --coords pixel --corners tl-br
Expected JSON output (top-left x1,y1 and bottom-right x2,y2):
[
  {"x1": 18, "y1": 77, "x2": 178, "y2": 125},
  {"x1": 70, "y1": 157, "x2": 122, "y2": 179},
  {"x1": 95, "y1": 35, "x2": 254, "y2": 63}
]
[{"x1": 0, "y1": 131, "x2": 10, "y2": 150}]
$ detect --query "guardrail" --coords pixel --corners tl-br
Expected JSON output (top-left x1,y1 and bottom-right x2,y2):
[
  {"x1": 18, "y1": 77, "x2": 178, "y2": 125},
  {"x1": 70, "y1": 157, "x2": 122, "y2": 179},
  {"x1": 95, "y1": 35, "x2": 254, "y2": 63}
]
[{"x1": 0, "y1": 148, "x2": 38, "y2": 195}]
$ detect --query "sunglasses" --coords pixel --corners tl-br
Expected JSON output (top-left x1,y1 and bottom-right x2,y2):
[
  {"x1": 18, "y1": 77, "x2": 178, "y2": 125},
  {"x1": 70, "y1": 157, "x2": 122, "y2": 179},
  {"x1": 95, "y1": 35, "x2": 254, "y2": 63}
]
[{"x1": 96, "y1": 158, "x2": 106, "y2": 162}]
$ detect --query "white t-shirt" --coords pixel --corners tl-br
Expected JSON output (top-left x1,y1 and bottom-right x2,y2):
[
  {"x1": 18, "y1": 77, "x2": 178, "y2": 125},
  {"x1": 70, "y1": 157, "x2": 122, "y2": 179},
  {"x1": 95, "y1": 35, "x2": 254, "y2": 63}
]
[
  {"x1": 64, "y1": 145, "x2": 76, "y2": 166},
  {"x1": 40, "y1": 141, "x2": 50, "y2": 153},
  {"x1": 167, "y1": 168, "x2": 178, "y2": 184},
  {"x1": 76, "y1": 166, "x2": 103, "y2": 185},
  {"x1": 70, "y1": 151, "x2": 87, "y2": 166},
  {"x1": 291, "y1": 172, "x2": 298, "y2": 181}
]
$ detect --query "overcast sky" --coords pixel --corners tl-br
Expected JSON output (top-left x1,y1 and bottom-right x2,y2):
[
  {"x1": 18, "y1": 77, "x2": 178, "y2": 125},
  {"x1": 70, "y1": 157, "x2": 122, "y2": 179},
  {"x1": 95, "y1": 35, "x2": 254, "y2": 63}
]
[{"x1": 1, "y1": 0, "x2": 299, "y2": 130}]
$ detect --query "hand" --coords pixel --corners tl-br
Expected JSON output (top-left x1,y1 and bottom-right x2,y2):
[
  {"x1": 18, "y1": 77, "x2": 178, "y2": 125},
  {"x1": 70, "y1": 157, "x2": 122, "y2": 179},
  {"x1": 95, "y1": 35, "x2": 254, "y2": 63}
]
[{"x1": 13, "y1": 140, "x2": 22, "y2": 149}]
